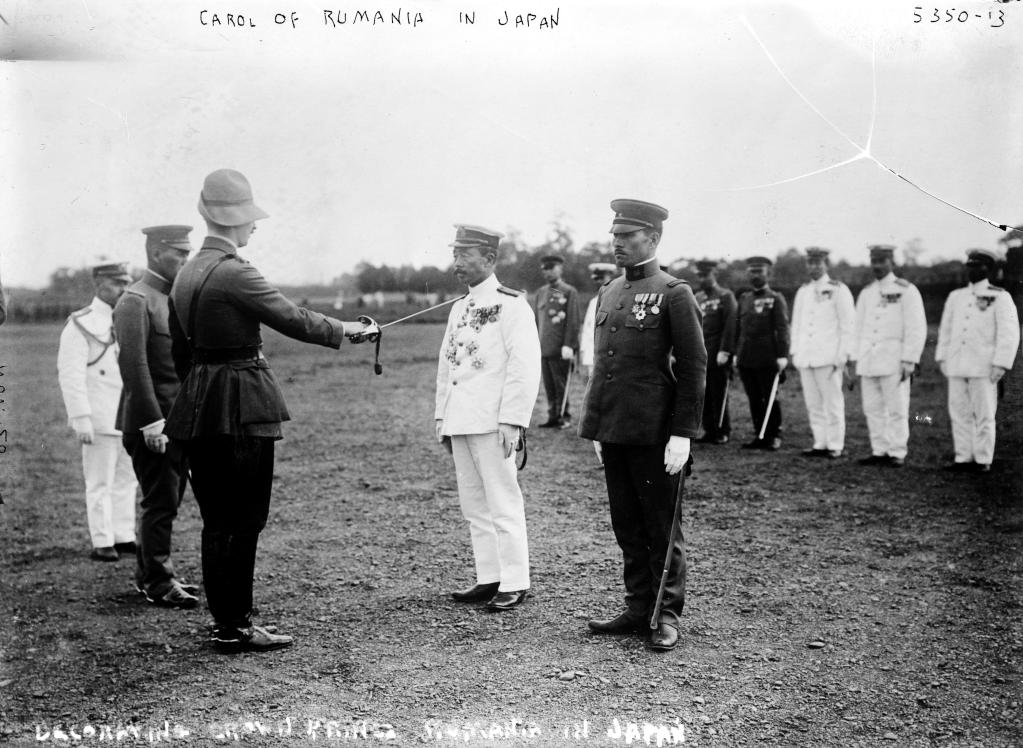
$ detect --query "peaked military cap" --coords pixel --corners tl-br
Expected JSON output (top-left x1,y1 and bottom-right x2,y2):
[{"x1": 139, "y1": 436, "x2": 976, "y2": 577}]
[
  {"x1": 141, "y1": 225, "x2": 193, "y2": 251},
  {"x1": 965, "y1": 247, "x2": 999, "y2": 265},
  {"x1": 745, "y1": 255, "x2": 773, "y2": 268},
  {"x1": 805, "y1": 246, "x2": 830, "y2": 259},
  {"x1": 694, "y1": 259, "x2": 720, "y2": 273},
  {"x1": 449, "y1": 224, "x2": 503, "y2": 251},
  {"x1": 609, "y1": 199, "x2": 669, "y2": 234},
  {"x1": 198, "y1": 169, "x2": 269, "y2": 227},
  {"x1": 92, "y1": 261, "x2": 132, "y2": 281},
  {"x1": 588, "y1": 262, "x2": 617, "y2": 279},
  {"x1": 539, "y1": 254, "x2": 565, "y2": 267},
  {"x1": 868, "y1": 244, "x2": 897, "y2": 259}
]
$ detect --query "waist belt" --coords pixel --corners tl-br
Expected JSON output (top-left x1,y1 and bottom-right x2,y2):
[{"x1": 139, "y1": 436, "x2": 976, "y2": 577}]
[{"x1": 192, "y1": 346, "x2": 261, "y2": 364}]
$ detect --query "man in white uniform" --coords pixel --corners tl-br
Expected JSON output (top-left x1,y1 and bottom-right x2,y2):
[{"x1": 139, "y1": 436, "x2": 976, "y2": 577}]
[
  {"x1": 57, "y1": 262, "x2": 138, "y2": 560},
  {"x1": 852, "y1": 245, "x2": 927, "y2": 467},
  {"x1": 436, "y1": 225, "x2": 542, "y2": 611},
  {"x1": 790, "y1": 247, "x2": 856, "y2": 458},
  {"x1": 579, "y1": 262, "x2": 618, "y2": 379},
  {"x1": 935, "y1": 248, "x2": 1020, "y2": 472}
]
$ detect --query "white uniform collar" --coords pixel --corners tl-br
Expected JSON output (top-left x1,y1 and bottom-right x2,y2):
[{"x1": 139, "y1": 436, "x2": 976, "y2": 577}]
[
  {"x1": 812, "y1": 272, "x2": 831, "y2": 287},
  {"x1": 90, "y1": 296, "x2": 114, "y2": 319},
  {"x1": 969, "y1": 278, "x2": 991, "y2": 294},
  {"x1": 468, "y1": 273, "x2": 499, "y2": 299},
  {"x1": 878, "y1": 272, "x2": 897, "y2": 287}
]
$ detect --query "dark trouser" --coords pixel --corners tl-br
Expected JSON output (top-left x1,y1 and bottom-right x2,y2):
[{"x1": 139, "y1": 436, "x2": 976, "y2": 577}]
[
  {"x1": 701, "y1": 363, "x2": 731, "y2": 438},
  {"x1": 541, "y1": 356, "x2": 571, "y2": 422},
  {"x1": 186, "y1": 435, "x2": 275, "y2": 630},
  {"x1": 739, "y1": 366, "x2": 782, "y2": 441},
  {"x1": 600, "y1": 443, "x2": 686, "y2": 629},
  {"x1": 123, "y1": 433, "x2": 189, "y2": 595}
]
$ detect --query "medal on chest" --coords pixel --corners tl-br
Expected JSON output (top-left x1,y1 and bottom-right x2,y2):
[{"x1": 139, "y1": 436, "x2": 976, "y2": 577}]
[
  {"x1": 631, "y1": 293, "x2": 663, "y2": 321},
  {"x1": 975, "y1": 295, "x2": 995, "y2": 312},
  {"x1": 753, "y1": 296, "x2": 775, "y2": 314},
  {"x1": 446, "y1": 299, "x2": 502, "y2": 368},
  {"x1": 880, "y1": 293, "x2": 902, "y2": 307}
]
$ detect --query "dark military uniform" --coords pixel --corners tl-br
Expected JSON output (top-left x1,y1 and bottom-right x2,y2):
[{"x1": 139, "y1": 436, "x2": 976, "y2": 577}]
[
  {"x1": 114, "y1": 269, "x2": 189, "y2": 596},
  {"x1": 166, "y1": 235, "x2": 346, "y2": 631},
  {"x1": 533, "y1": 279, "x2": 581, "y2": 423},
  {"x1": 729, "y1": 286, "x2": 790, "y2": 443},
  {"x1": 695, "y1": 285, "x2": 737, "y2": 440},
  {"x1": 580, "y1": 260, "x2": 706, "y2": 630}
]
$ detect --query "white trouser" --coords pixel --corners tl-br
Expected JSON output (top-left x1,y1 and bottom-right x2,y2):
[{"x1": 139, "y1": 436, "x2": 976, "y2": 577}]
[
  {"x1": 799, "y1": 366, "x2": 845, "y2": 451},
  {"x1": 947, "y1": 376, "x2": 998, "y2": 465},
  {"x1": 860, "y1": 374, "x2": 911, "y2": 459},
  {"x1": 450, "y1": 433, "x2": 530, "y2": 591},
  {"x1": 81, "y1": 435, "x2": 137, "y2": 548}
]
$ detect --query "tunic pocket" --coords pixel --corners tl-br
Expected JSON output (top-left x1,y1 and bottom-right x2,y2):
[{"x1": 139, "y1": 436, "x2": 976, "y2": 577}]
[{"x1": 233, "y1": 359, "x2": 290, "y2": 425}]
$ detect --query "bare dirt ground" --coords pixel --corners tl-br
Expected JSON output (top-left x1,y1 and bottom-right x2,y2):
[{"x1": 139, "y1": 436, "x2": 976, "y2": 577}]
[{"x1": 1, "y1": 321, "x2": 1020, "y2": 747}]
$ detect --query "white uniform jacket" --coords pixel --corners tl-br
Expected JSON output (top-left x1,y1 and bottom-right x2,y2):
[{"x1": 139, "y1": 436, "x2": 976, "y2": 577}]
[
  {"x1": 853, "y1": 274, "x2": 927, "y2": 377},
  {"x1": 935, "y1": 279, "x2": 1020, "y2": 377},
  {"x1": 57, "y1": 296, "x2": 123, "y2": 435},
  {"x1": 436, "y1": 274, "x2": 542, "y2": 435},
  {"x1": 579, "y1": 296, "x2": 598, "y2": 367},
  {"x1": 790, "y1": 274, "x2": 856, "y2": 368}
]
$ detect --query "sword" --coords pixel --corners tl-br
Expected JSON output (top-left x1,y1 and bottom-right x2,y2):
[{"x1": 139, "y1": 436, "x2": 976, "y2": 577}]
[
  {"x1": 650, "y1": 460, "x2": 689, "y2": 631},
  {"x1": 757, "y1": 370, "x2": 782, "y2": 442},
  {"x1": 716, "y1": 366, "x2": 732, "y2": 431},
  {"x1": 348, "y1": 297, "x2": 460, "y2": 374},
  {"x1": 559, "y1": 361, "x2": 574, "y2": 422}
]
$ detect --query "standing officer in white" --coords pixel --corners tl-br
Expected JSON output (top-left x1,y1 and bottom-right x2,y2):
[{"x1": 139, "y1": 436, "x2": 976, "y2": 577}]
[
  {"x1": 790, "y1": 247, "x2": 856, "y2": 458},
  {"x1": 436, "y1": 225, "x2": 541, "y2": 611},
  {"x1": 57, "y1": 262, "x2": 138, "y2": 561},
  {"x1": 935, "y1": 248, "x2": 1020, "y2": 472},
  {"x1": 579, "y1": 262, "x2": 618, "y2": 380},
  {"x1": 852, "y1": 245, "x2": 927, "y2": 467}
]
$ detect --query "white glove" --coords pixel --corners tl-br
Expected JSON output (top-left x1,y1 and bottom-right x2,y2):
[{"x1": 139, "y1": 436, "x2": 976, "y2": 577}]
[
  {"x1": 72, "y1": 416, "x2": 94, "y2": 445},
  {"x1": 990, "y1": 365, "x2": 1007, "y2": 384},
  {"x1": 593, "y1": 441, "x2": 603, "y2": 465},
  {"x1": 343, "y1": 320, "x2": 379, "y2": 341},
  {"x1": 664, "y1": 435, "x2": 690, "y2": 475},
  {"x1": 141, "y1": 419, "x2": 168, "y2": 454},
  {"x1": 938, "y1": 361, "x2": 948, "y2": 378},
  {"x1": 776, "y1": 357, "x2": 789, "y2": 372},
  {"x1": 716, "y1": 351, "x2": 730, "y2": 367},
  {"x1": 900, "y1": 362, "x2": 916, "y2": 382},
  {"x1": 561, "y1": 345, "x2": 574, "y2": 361},
  {"x1": 498, "y1": 423, "x2": 521, "y2": 460},
  {"x1": 435, "y1": 419, "x2": 451, "y2": 454}
]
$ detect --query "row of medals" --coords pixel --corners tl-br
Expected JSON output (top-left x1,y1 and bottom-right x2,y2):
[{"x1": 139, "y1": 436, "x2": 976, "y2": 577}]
[{"x1": 631, "y1": 293, "x2": 664, "y2": 321}]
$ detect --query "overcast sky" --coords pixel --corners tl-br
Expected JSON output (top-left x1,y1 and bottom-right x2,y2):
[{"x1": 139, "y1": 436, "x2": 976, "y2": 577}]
[{"x1": 2, "y1": 0, "x2": 1021, "y2": 288}]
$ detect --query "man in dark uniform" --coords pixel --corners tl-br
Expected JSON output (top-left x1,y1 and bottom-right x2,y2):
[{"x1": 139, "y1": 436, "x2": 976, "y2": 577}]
[
  {"x1": 723, "y1": 256, "x2": 790, "y2": 450},
  {"x1": 532, "y1": 254, "x2": 581, "y2": 428},
  {"x1": 114, "y1": 225, "x2": 197, "y2": 608},
  {"x1": 166, "y1": 168, "x2": 374, "y2": 653},
  {"x1": 579, "y1": 199, "x2": 706, "y2": 652},
  {"x1": 694, "y1": 259, "x2": 737, "y2": 444}
]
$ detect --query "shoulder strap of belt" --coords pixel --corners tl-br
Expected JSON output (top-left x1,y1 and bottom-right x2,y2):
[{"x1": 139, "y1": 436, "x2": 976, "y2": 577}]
[
  {"x1": 71, "y1": 315, "x2": 115, "y2": 366},
  {"x1": 186, "y1": 254, "x2": 235, "y2": 347}
]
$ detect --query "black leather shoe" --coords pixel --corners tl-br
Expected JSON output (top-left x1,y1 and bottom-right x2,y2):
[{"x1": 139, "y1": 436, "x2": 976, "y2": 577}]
[
  {"x1": 943, "y1": 461, "x2": 974, "y2": 472},
  {"x1": 113, "y1": 541, "x2": 137, "y2": 555},
  {"x1": 558, "y1": 416, "x2": 573, "y2": 430},
  {"x1": 450, "y1": 582, "x2": 500, "y2": 603},
  {"x1": 90, "y1": 546, "x2": 119, "y2": 562},
  {"x1": 741, "y1": 439, "x2": 763, "y2": 450},
  {"x1": 976, "y1": 463, "x2": 991, "y2": 473},
  {"x1": 887, "y1": 456, "x2": 905, "y2": 467},
  {"x1": 212, "y1": 624, "x2": 293, "y2": 654},
  {"x1": 765, "y1": 437, "x2": 782, "y2": 451},
  {"x1": 177, "y1": 580, "x2": 201, "y2": 596},
  {"x1": 827, "y1": 450, "x2": 843, "y2": 459},
  {"x1": 711, "y1": 435, "x2": 729, "y2": 445},
  {"x1": 858, "y1": 454, "x2": 888, "y2": 466},
  {"x1": 802, "y1": 448, "x2": 829, "y2": 457},
  {"x1": 647, "y1": 622, "x2": 679, "y2": 651},
  {"x1": 587, "y1": 610, "x2": 647, "y2": 634},
  {"x1": 145, "y1": 581, "x2": 199, "y2": 610},
  {"x1": 486, "y1": 589, "x2": 529, "y2": 611},
  {"x1": 538, "y1": 420, "x2": 560, "y2": 428}
]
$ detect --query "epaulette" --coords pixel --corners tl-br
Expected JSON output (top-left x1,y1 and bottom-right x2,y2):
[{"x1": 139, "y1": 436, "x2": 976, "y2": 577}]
[
  {"x1": 70, "y1": 306, "x2": 92, "y2": 318},
  {"x1": 666, "y1": 279, "x2": 688, "y2": 288},
  {"x1": 602, "y1": 278, "x2": 615, "y2": 287},
  {"x1": 989, "y1": 285, "x2": 1004, "y2": 292},
  {"x1": 497, "y1": 285, "x2": 524, "y2": 297},
  {"x1": 894, "y1": 278, "x2": 910, "y2": 287},
  {"x1": 124, "y1": 287, "x2": 146, "y2": 298}
]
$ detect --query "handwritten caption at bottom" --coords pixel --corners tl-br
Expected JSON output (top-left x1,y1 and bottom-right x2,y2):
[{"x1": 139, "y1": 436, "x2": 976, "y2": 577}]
[{"x1": 33, "y1": 717, "x2": 686, "y2": 745}]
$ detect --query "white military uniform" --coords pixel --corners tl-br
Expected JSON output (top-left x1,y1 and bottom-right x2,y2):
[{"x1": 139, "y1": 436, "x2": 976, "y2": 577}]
[
  {"x1": 853, "y1": 273, "x2": 927, "y2": 460},
  {"x1": 791, "y1": 274, "x2": 856, "y2": 452},
  {"x1": 57, "y1": 297, "x2": 137, "y2": 548},
  {"x1": 935, "y1": 279, "x2": 1020, "y2": 466},
  {"x1": 579, "y1": 296, "x2": 598, "y2": 369},
  {"x1": 435, "y1": 273, "x2": 541, "y2": 592}
]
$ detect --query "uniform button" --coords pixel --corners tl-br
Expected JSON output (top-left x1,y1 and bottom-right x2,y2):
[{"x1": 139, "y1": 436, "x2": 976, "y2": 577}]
[
  {"x1": 616, "y1": 303, "x2": 624, "y2": 310},
  {"x1": 452, "y1": 380, "x2": 458, "y2": 386},
  {"x1": 608, "y1": 350, "x2": 615, "y2": 356},
  {"x1": 606, "y1": 373, "x2": 613, "y2": 380},
  {"x1": 638, "y1": 324, "x2": 644, "y2": 330},
  {"x1": 610, "y1": 326, "x2": 618, "y2": 332},
  {"x1": 624, "y1": 283, "x2": 632, "y2": 289}
]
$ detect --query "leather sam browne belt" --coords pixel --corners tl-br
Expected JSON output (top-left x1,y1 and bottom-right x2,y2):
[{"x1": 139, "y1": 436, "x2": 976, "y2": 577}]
[{"x1": 192, "y1": 346, "x2": 261, "y2": 364}]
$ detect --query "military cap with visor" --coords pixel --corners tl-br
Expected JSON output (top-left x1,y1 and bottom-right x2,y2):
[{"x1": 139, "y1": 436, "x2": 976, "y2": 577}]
[
  {"x1": 92, "y1": 261, "x2": 132, "y2": 282},
  {"x1": 141, "y1": 225, "x2": 194, "y2": 251},
  {"x1": 608, "y1": 199, "x2": 669, "y2": 234},
  {"x1": 449, "y1": 224, "x2": 503, "y2": 252},
  {"x1": 965, "y1": 247, "x2": 999, "y2": 266},
  {"x1": 745, "y1": 255, "x2": 773, "y2": 268}
]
